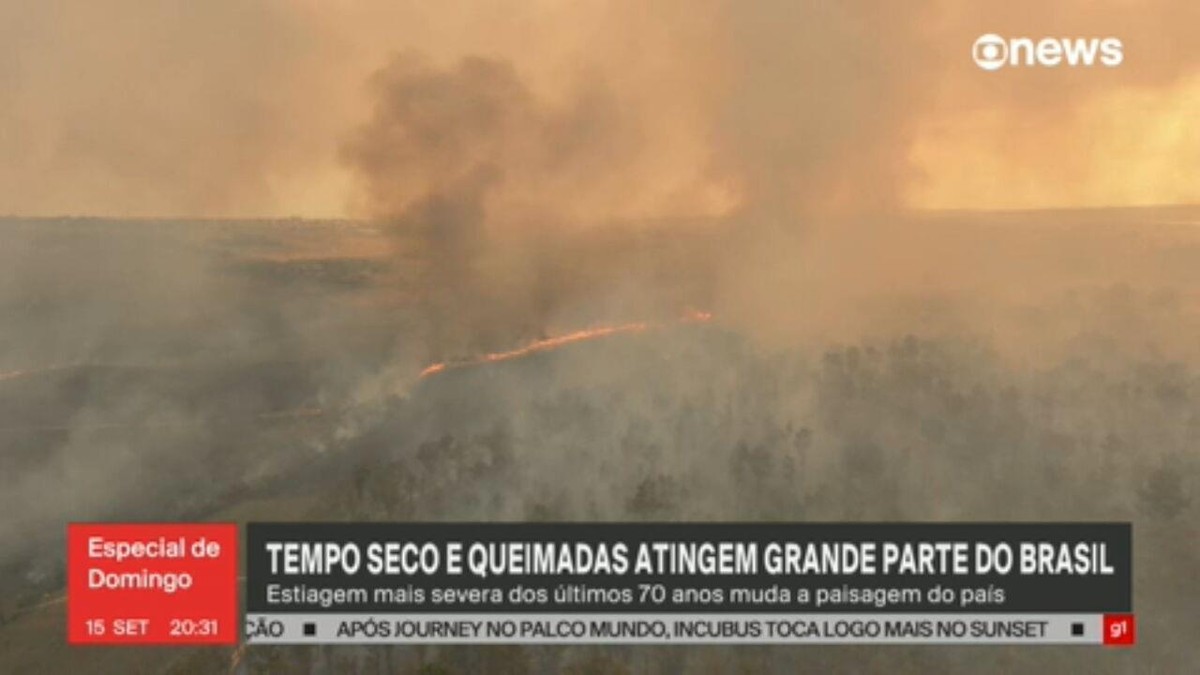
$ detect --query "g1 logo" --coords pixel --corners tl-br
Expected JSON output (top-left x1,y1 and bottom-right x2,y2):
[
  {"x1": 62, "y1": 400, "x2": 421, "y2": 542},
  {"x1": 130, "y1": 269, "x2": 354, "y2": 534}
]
[{"x1": 1102, "y1": 614, "x2": 1135, "y2": 647}]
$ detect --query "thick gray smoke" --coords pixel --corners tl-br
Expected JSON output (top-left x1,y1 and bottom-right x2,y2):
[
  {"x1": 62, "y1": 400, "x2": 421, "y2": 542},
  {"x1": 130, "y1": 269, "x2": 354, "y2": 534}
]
[{"x1": 339, "y1": 54, "x2": 719, "y2": 359}]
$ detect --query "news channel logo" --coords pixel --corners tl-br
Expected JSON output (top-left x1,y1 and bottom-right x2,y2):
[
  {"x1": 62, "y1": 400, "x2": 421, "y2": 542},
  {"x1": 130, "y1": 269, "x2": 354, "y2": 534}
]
[{"x1": 972, "y1": 33, "x2": 1123, "y2": 71}]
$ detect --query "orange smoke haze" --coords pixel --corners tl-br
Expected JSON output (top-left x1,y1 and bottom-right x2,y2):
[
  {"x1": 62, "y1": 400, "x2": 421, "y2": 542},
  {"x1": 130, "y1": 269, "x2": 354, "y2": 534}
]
[{"x1": 2, "y1": 1, "x2": 1198, "y2": 220}]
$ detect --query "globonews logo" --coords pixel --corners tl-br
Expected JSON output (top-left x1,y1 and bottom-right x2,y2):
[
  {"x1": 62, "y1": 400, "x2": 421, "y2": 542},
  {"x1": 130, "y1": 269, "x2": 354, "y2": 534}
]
[{"x1": 973, "y1": 34, "x2": 1123, "y2": 71}]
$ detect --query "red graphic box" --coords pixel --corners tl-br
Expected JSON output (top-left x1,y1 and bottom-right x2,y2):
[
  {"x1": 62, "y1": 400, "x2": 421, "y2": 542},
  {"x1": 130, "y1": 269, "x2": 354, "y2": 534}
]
[{"x1": 68, "y1": 523, "x2": 238, "y2": 645}]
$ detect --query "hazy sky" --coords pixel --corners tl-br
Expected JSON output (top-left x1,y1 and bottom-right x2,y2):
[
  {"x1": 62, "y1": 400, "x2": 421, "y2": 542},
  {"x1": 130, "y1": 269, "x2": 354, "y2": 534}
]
[{"x1": 1, "y1": 0, "x2": 1197, "y2": 218}]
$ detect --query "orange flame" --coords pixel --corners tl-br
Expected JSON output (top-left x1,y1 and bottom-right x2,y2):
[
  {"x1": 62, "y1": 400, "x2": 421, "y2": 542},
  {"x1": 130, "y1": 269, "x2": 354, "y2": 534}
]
[
  {"x1": 0, "y1": 363, "x2": 78, "y2": 382},
  {"x1": 418, "y1": 362, "x2": 447, "y2": 378},
  {"x1": 419, "y1": 311, "x2": 713, "y2": 379}
]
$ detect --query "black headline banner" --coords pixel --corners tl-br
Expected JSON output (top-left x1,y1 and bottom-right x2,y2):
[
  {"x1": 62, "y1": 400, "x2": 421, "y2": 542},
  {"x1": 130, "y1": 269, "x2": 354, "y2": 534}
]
[{"x1": 245, "y1": 522, "x2": 1131, "y2": 614}]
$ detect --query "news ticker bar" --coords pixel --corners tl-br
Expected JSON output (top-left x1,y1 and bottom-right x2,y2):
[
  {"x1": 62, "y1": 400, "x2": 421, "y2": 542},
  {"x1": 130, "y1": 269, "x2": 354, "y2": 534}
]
[
  {"x1": 67, "y1": 521, "x2": 1135, "y2": 647},
  {"x1": 244, "y1": 613, "x2": 1136, "y2": 646}
]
